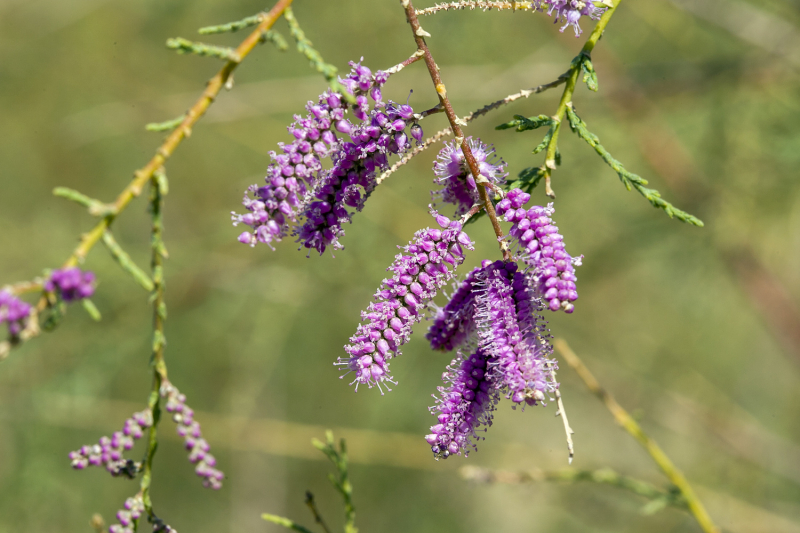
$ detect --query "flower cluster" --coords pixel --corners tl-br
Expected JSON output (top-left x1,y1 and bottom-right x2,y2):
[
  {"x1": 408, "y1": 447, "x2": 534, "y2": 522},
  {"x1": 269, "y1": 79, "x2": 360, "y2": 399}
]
[
  {"x1": 424, "y1": 259, "x2": 557, "y2": 458},
  {"x1": 69, "y1": 409, "x2": 153, "y2": 477},
  {"x1": 233, "y1": 60, "x2": 414, "y2": 252},
  {"x1": 426, "y1": 349, "x2": 498, "y2": 458},
  {"x1": 296, "y1": 101, "x2": 418, "y2": 254},
  {"x1": 45, "y1": 267, "x2": 96, "y2": 302},
  {"x1": 337, "y1": 210, "x2": 473, "y2": 392},
  {"x1": 496, "y1": 188, "x2": 581, "y2": 313},
  {"x1": 161, "y1": 380, "x2": 224, "y2": 489},
  {"x1": 433, "y1": 137, "x2": 507, "y2": 216},
  {"x1": 108, "y1": 494, "x2": 146, "y2": 533},
  {"x1": 536, "y1": 0, "x2": 607, "y2": 36},
  {"x1": 0, "y1": 290, "x2": 31, "y2": 337}
]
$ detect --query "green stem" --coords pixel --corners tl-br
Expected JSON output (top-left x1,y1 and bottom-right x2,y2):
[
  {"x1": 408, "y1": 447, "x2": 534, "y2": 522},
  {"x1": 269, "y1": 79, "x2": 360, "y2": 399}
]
[
  {"x1": 141, "y1": 170, "x2": 169, "y2": 518},
  {"x1": 554, "y1": 339, "x2": 721, "y2": 533},
  {"x1": 543, "y1": 0, "x2": 622, "y2": 197}
]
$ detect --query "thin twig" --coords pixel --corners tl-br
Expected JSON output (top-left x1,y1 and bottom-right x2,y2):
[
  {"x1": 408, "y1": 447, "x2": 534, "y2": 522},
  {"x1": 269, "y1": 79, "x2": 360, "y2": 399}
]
[
  {"x1": 140, "y1": 169, "x2": 169, "y2": 518},
  {"x1": 376, "y1": 78, "x2": 566, "y2": 184},
  {"x1": 401, "y1": 0, "x2": 510, "y2": 260},
  {"x1": 385, "y1": 50, "x2": 426, "y2": 75},
  {"x1": 460, "y1": 465, "x2": 687, "y2": 511},
  {"x1": 1, "y1": 0, "x2": 294, "y2": 353},
  {"x1": 416, "y1": 1, "x2": 535, "y2": 15},
  {"x1": 304, "y1": 492, "x2": 332, "y2": 533},
  {"x1": 548, "y1": 362, "x2": 574, "y2": 464},
  {"x1": 553, "y1": 339, "x2": 721, "y2": 533},
  {"x1": 541, "y1": 0, "x2": 622, "y2": 197}
]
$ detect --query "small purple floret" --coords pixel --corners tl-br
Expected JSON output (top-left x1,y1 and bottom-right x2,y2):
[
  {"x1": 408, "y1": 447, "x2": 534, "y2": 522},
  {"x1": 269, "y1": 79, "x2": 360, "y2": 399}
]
[
  {"x1": 536, "y1": 0, "x2": 607, "y2": 36},
  {"x1": 68, "y1": 408, "x2": 152, "y2": 477},
  {"x1": 433, "y1": 137, "x2": 507, "y2": 216},
  {"x1": 45, "y1": 267, "x2": 96, "y2": 302},
  {"x1": 0, "y1": 290, "x2": 31, "y2": 338}
]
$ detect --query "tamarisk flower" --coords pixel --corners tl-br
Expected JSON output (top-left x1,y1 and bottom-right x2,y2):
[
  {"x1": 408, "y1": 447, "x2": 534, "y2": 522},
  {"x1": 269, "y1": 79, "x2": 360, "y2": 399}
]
[
  {"x1": 45, "y1": 267, "x2": 95, "y2": 302},
  {"x1": 426, "y1": 264, "x2": 483, "y2": 351},
  {"x1": 433, "y1": 137, "x2": 507, "y2": 216},
  {"x1": 160, "y1": 380, "x2": 224, "y2": 489},
  {"x1": 0, "y1": 290, "x2": 31, "y2": 337},
  {"x1": 68, "y1": 409, "x2": 153, "y2": 477},
  {"x1": 337, "y1": 210, "x2": 473, "y2": 392},
  {"x1": 108, "y1": 494, "x2": 146, "y2": 533},
  {"x1": 475, "y1": 260, "x2": 556, "y2": 406},
  {"x1": 536, "y1": 0, "x2": 607, "y2": 36},
  {"x1": 233, "y1": 60, "x2": 390, "y2": 248},
  {"x1": 426, "y1": 348, "x2": 499, "y2": 459},
  {"x1": 495, "y1": 189, "x2": 581, "y2": 313},
  {"x1": 297, "y1": 101, "x2": 417, "y2": 254}
]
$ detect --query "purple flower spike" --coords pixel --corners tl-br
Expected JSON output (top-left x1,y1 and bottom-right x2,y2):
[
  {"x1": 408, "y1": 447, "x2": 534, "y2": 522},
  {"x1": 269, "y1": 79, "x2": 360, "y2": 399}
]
[
  {"x1": 433, "y1": 137, "x2": 507, "y2": 216},
  {"x1": 475, "y1": 261, "x2": 557, "y2": 406},
  {"x1": 296, "y1": 101, "x2": 417, "y2": 255},
  {"x1": 233, "y1": 60, "x2": 393, "y2": 249},
  {"x1": 45, "y1": 267, "x2": 96, "y2": 302},
  {"x1": 160, "y1": 380, "x2": 224, "y2": 489},
  {"x1": 0, "y1": 290, "x2": 31, "y2": 338},
  {"x1": 337, "y1": 210, "x2": 474, "y2": 392},
  {"x1": 426, "y1": 348, "x2": 499, "y2": 459},
  {"x1": 495, "y1": 189, "x2": 582, "y2": 313},
  {"x1": 535, "y1": 0, "x2": 607, "y2": 36},
  {"x1": 426, "y1": 262, "x2": 491, "y2": 352},
  {"x1": 68, "y1": 408, "x2": 153, "y2": 477},
  {"x1": 108, "y1": 494, "x2": 146, "y2": 533}
]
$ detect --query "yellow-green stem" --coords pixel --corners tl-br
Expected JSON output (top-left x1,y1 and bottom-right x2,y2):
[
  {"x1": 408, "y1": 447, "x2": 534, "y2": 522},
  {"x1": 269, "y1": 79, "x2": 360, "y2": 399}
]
[
  {"x1": 554, "y1": 339, "x2": 721, "y2": 533},
  {"x1": 544, "y1": 0, "x2": 622, "y2": 197}
]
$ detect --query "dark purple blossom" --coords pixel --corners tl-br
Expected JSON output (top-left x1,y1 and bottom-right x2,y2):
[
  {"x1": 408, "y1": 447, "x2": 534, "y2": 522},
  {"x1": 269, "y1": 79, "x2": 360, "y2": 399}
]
[
  {"x1": 296, "y1": 102, "x2": 417, "y2": 254},
  {"x1": 426, "y1": 263, "x2": 485, "y2": 352},
  {"x1": 337, "y1": 211, "x2": 473, "y2": 392},
  {"x1": 426, "y1": 348, "x2": 499, "y2": 458},
  {"x1": 495, "y1": 189, "x2": 581, "y2": 313},
  {"x1": 45, "y1": 267, "x2": 95, "y2": 302},
  {"x1": 161, "y1": 380, "x2": 224, "y2": 489},
  {"x1": 69, "y1": 409, "x2": 152, "y2": 477},
  {"x1": 233, "y1": 60, "x2": 392, "y2": 249},
  {"x1": 536, "y1": 0, "x2": 606, "y2": 36},
  {"x1": 474, "y1": 260, "x2": 556, "y2": 406},
  {"x1": 0, "y1": 290, "x2": 31, "y2": 337},
  {"x1": 433, "y1": 137, "x2": 507, "y2": 216},
  {"x1": 108, "y1": 494, "x2": 146, "y2": 533}
]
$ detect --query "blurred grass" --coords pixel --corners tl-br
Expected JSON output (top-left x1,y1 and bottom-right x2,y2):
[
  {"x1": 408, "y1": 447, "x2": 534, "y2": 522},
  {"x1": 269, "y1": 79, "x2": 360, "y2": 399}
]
[{"x1": 0, "y1": 0, "x2": 799, "y2": 532}]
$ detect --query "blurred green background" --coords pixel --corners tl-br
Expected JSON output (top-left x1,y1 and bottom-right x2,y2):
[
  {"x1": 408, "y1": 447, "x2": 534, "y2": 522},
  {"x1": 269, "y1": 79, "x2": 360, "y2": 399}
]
[{"x1": 1, "y1": 0, "x2": 799, "y2": 532}]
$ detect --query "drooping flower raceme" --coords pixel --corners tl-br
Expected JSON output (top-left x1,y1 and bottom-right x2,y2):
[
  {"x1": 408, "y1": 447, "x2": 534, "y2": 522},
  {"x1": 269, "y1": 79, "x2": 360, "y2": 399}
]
[
  {"x1": 433, "y1": 137, "x2": 507, "y2": 216},
  {"x1": 45, "y1": 267, "x2": 95, "y2": 302},
  {"x1": 474, "y1": 260, "x2": 556, "y2": 406},
  {"x1": 536, "y1": 0, "x2": 607, "y2": 36},
  {"x1": 0, "y1": 290, "x2": 31, "y2": 337},
  {"x1": 69, "y1": 409, "x2": 153, "y2": 477},
  {"x1": 296, "y1": 101, "x2": 417, "y2": 255},
  {"x1": 337, "y1": 211, "x2": 473, "y2": 392},
  {"x1": 426, "y1": 348, "x2": 499, "y2": 459},
  {"x1": 161, "y1": 380, "x2": 224, "y2": 489},
  {"x1": 495, "y1": 188, "x2": 581, "y2": 313},
  {"x1": 233, "y1": 60, "x2": 398, "y2": 250}
]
